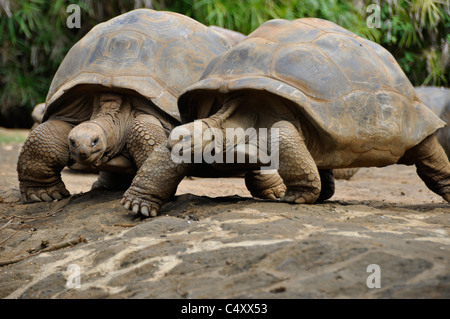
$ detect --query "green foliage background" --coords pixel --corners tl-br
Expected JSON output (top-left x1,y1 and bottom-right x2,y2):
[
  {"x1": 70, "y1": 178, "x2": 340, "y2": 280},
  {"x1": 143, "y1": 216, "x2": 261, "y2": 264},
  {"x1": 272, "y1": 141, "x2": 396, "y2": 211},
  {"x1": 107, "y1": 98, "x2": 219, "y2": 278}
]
[{"x1": 0, "y1": 0, "x2": 449, "y2": 127}]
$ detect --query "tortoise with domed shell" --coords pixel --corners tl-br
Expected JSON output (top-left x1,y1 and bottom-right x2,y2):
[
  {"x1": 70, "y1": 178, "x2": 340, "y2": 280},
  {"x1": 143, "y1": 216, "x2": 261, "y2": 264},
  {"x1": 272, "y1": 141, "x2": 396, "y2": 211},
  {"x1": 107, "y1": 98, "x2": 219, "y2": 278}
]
[
  {"x1": 17, "y1": 9, "x2": 232, "y2": 207},
  {"x1": 122, "y1": 18, "x2": 450, "y2": 216}
]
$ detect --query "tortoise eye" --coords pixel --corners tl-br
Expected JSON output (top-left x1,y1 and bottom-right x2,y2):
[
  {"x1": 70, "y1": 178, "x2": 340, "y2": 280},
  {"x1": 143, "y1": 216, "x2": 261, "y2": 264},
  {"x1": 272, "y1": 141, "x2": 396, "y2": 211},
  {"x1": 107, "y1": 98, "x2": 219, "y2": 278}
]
[
  {"x1": 91, "y1": 137, "x2": 99, "y2": 147},
  {"x1": 69, "y1": 138, "x2": 76, "y2": 148}
]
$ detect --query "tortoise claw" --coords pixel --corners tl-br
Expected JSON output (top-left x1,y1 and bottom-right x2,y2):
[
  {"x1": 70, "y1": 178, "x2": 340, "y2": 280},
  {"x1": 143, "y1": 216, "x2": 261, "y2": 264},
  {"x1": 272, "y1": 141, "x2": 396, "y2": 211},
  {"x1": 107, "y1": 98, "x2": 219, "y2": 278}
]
[
  {"x1": 40, "y1": 193, "x2": 53, "y2": 202},
  {"x1": 20, "y1": 180, "x2": 70, "y2": 203},
  {"x1": 29, "y1": 194, "x2": 42, "y2": 202},
  {"x1": 140, "y1": 206, "x2": 149, "y2": 217},
  {"x1": 122, "y1": 199, "x2": 131, "y2": 210},
  {"x1": 280, "y1": 189, "x2": 319, "y2": 204},
  {"x1": 51, "y1": 191, "x2": 63, "y2": 200},
  {"x1": 121, "y1": 190, "x2": 162, "y2": 218}
]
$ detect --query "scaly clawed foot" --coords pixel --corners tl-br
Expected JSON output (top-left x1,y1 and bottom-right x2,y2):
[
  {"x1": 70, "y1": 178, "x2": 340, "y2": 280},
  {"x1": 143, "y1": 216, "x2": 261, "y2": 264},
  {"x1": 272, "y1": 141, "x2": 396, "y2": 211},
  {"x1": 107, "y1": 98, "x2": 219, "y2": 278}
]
[
  {"x1": 280, "y1": 188, "x2": 320, "y2": 204},
  {"x1": 20, "y1": 180, "x2": 70, "y2": 203},
  {"x1": 245, "y1": 171, "x2": 286, "y2": 200},
  {"x1": 121, "y1": 188, "x2": 163, "y2": 217},
  {"x1": 253, "y1": 183, "x2": 286, "y2": 200}
]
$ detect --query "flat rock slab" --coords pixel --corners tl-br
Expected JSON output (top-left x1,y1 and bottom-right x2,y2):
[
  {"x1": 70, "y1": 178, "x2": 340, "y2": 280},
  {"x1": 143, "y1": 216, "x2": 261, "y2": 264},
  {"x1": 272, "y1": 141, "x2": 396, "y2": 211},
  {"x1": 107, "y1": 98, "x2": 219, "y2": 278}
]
[{"x1": 1, "y1": 189, "x2": 449, "y2": 298}]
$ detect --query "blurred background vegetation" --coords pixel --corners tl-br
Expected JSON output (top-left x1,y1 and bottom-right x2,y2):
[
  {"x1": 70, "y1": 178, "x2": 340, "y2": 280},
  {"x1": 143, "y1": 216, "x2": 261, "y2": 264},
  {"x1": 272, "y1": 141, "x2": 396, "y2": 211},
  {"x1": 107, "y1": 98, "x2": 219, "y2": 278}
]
[{"x1": 0, "y1": 0, "x2": 449, "y2": 128}]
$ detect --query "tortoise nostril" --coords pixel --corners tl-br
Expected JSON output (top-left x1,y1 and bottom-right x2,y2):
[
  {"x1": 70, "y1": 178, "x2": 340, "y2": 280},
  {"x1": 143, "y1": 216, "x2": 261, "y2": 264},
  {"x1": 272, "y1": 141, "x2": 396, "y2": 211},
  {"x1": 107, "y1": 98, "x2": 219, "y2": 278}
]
[{"x1": 79, "y1": 151, "x2": 87, "y2": 160}]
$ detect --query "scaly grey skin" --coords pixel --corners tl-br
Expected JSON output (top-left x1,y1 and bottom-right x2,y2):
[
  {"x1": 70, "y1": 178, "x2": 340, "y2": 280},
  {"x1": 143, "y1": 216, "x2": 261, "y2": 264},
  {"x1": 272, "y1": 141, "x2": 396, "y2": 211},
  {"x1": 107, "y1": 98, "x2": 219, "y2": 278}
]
[
  {"x1": 121, "y1": 143, "x2": 192, "y2": 217},
  {"x1": 122, "y1": 92, "x2": 337, "y2": 216},
  {"x1": 18, "y1": 93, "x2": 170, "y2": 203}
]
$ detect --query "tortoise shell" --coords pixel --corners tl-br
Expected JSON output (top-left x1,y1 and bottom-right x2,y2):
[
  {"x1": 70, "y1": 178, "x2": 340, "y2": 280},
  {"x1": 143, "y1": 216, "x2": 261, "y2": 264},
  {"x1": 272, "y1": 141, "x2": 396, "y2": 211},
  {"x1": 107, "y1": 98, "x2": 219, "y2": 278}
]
[
  {"x1": 43, "y1": 9, "x2": 231, "y2": 123},
  {"x1": 208, "y1": 25, "x2": 246, "y2": 46},
  {"x1": 178, "y1": 18, "x2": 445, "y2": 168}
]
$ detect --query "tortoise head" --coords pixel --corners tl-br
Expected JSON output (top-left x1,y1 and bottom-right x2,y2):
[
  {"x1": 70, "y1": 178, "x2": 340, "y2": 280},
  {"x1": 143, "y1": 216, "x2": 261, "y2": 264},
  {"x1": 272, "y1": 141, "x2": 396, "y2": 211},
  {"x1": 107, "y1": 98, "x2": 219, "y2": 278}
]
[
  {"x1": 167, "y1": 120, "x2": 212, "y2": 163},
  {"x1": 68, "y1": 121, "x2": 107, "y2": 166}
]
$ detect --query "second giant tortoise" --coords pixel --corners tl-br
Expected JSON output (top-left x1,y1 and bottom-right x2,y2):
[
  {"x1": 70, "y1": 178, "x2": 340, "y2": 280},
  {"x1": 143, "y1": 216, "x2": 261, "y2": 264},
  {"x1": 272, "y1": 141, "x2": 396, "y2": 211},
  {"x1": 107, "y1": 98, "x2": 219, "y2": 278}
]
[
  {"x1": 121, "y1": 18, "x2": 450, "y2": 216},
  {"x1": 17, "y1": 9, "x2": 231, "y2": 210}
]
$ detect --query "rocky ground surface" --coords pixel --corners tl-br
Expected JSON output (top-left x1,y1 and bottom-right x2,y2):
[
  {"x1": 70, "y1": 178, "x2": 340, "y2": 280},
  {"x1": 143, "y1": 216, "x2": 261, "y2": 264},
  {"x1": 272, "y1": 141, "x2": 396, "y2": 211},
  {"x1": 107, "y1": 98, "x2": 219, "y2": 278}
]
[{"x1": 0, "y1": 129, "x2": 449, "y2": 299}]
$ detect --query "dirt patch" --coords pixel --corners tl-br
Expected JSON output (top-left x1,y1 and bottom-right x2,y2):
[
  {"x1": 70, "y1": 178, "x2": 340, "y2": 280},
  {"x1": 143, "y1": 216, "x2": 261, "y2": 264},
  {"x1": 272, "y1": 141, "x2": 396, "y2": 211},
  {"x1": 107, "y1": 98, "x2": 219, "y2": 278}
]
[{"x1": 0, "y1": 130, "x2": 449, "y2": 299}]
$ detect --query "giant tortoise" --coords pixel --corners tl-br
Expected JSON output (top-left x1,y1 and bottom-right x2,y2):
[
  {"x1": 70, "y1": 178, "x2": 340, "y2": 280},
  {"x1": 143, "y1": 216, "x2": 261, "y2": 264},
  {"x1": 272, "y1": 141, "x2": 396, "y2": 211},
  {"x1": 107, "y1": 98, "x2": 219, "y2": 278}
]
[
  {"x1": 121, "y1": 18, "x2": 450, "y2": 216},
  {"x1": 17, "y1": 9, "x2": 231, "y2": 207}
]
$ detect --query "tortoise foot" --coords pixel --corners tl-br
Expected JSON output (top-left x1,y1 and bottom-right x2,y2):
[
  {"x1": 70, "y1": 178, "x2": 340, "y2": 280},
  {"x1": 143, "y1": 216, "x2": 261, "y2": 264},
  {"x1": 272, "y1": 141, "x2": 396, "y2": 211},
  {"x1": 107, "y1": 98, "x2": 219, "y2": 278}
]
[
  {"x1": 258, "y1": 183, "x2": 286, "y2": 200},
  {"x1": 280, "y1": 188, "x2": 320, "y2": 204},
  {"x1": 20, "y1": 180, "x2": 70, "y2": 203},
  {"x1": 121, "y1": 188, "x2": 162, "y2": 217}
]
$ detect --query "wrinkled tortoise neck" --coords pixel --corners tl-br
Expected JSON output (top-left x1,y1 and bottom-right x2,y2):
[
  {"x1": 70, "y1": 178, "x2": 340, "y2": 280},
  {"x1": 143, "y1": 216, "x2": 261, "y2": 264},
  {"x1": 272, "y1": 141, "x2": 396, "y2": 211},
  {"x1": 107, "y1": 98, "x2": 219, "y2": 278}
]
[
  {"x1": 204, "y1": 93, "x2": 244, "y2": 129},
  {"x1": 89, "y1": 93, "x2": 134, "y2": 158}
]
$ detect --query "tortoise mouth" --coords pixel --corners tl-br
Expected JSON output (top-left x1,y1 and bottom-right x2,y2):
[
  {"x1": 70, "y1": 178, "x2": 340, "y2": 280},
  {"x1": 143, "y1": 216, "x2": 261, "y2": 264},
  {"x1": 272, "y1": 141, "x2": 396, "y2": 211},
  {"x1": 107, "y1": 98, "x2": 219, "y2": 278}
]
[{"x1": 71, "y1": 148, "x2": 105, "y2": 166}]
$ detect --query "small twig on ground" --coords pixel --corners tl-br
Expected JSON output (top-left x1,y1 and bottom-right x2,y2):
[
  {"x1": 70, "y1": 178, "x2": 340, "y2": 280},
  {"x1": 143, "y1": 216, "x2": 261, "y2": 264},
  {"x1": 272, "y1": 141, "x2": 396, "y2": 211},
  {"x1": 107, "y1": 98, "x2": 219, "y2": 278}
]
[
  {"x1": 0, "y1": 218, "x2": 13, "y2": 231},
  {"x1": 0, "y1": 194, "x2": 81, "y2": 245},
  {"x1": 0, "y1": 235, "x2": 86, "y2": 267},
  {"x1": 113, "y1": 223, "x2": 137, "y2": 228},
  {"x1": 27, "y1": 240, "x2": 50, "y2": 254},
  {"x1": 40, "y1": 236, "x2": 86, "y2": 252}
]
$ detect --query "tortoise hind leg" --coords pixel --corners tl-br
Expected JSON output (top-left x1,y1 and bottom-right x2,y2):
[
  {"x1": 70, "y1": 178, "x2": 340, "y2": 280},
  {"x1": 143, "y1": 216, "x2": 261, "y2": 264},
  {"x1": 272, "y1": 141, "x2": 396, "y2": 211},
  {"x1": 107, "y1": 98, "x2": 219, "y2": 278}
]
[
  {"x1": 91, "y1": 171, "x2": 134, "y2": 191},
  {"x1": 333, "y1": 168, "x2": 359, "y2": 180},
  {"x1": 398, "y1": 134, "x2": 450, "y2": 202},
  {"x1": 317, "y1": 169, "x2": 335, "y2": 202},
  {"x1": 245, "y1": 170, "x2": 286, "y2": 200},
  {"x1": 271, "y1": 121, "x2": 321, "y2": 204}
]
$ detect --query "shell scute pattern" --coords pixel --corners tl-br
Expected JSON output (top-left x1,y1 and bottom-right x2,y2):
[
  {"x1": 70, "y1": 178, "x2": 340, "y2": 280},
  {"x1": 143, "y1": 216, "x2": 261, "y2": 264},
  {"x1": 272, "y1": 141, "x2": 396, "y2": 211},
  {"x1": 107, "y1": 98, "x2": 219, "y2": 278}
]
[{"x1": 45, "y1": 9, "x2": 231, "y2": 123}]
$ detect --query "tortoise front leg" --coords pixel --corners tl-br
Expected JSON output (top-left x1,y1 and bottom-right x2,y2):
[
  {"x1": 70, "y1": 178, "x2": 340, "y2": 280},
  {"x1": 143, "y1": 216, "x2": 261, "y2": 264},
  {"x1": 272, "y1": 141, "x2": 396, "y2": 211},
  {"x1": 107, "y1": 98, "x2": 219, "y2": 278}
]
[
  {"x1": 17, "y1": 120, "x2": 72, "y2": 202},
  {"x1": 271, "y1": 121, "x2": 321, "y2": 204},
  {"x1": 122, "y1": 144, "x2": 193, "y2": 217},
  {"x1": 127, "y1": 114, "x2": 169, "y2": 169}
]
